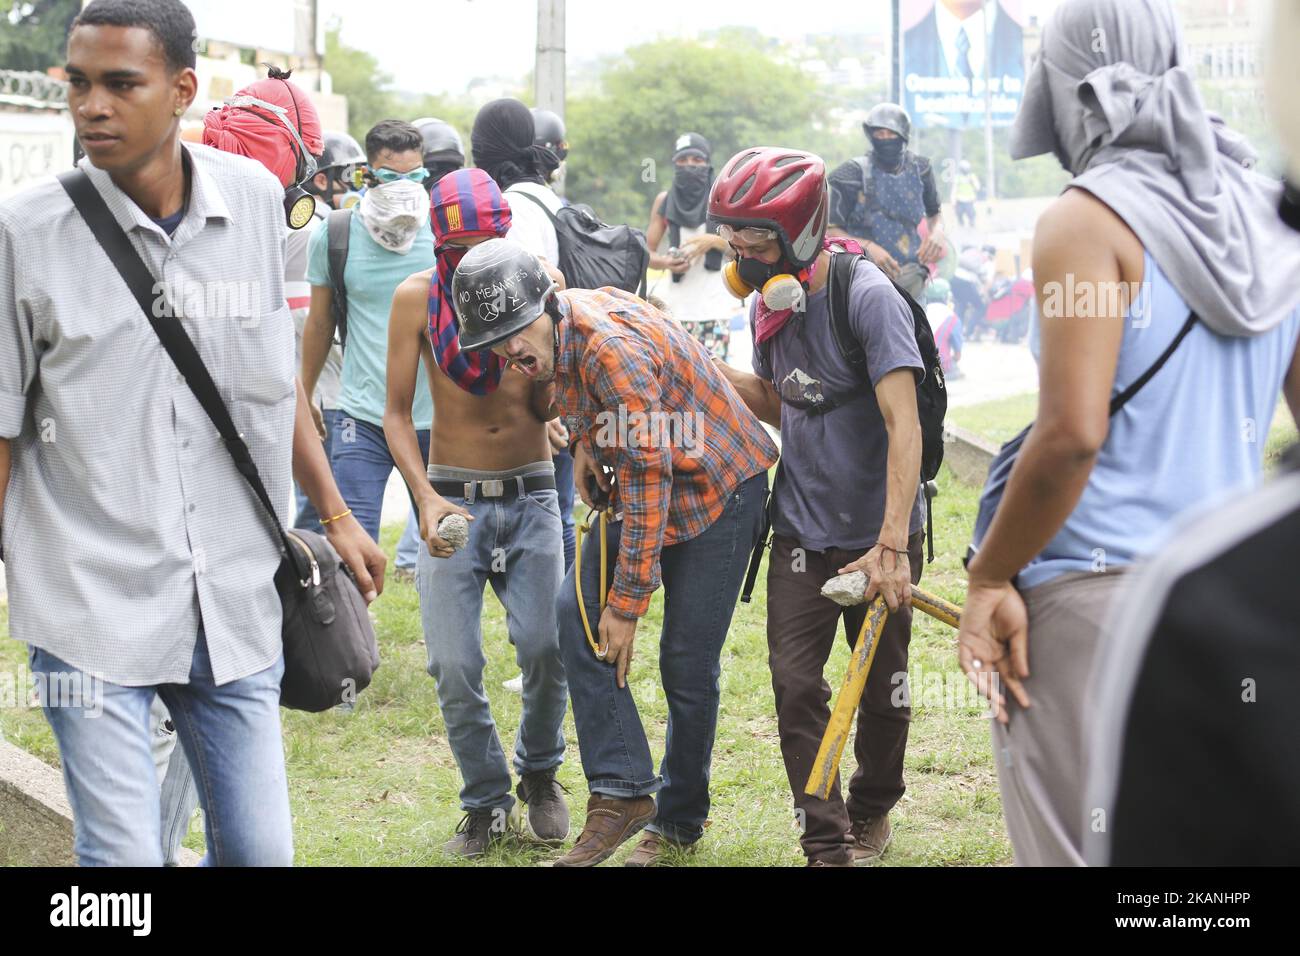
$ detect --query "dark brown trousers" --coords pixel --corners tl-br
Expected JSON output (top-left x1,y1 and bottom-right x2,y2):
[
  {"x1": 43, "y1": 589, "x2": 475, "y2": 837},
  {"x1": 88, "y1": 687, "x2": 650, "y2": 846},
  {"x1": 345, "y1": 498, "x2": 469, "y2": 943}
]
[{"x1": 766, "y1": 531, "x2": 923, "y2": 864}]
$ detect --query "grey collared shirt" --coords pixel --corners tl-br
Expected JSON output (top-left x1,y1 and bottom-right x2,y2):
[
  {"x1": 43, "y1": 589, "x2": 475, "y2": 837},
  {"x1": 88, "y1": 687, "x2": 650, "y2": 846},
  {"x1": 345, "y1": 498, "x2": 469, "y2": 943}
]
[{"x1": 0, "y1": 143, "x2": 294, "y2": 686}]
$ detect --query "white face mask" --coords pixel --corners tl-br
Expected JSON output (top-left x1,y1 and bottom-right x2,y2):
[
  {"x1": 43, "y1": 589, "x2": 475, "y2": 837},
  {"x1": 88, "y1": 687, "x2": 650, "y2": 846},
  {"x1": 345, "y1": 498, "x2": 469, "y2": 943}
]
[{"x1": 357, "y1": 179, "x2": 430, "y2": 253}]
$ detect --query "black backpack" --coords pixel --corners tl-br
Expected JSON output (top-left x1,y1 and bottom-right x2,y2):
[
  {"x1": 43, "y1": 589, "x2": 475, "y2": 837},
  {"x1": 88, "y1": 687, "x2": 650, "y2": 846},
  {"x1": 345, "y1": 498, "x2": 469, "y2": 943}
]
[
  {"x1": 515, "y1": 191, "x2": 649, "y2": 295},
  {"x1": 758, "y1": 251, "x2": 948, "y2": 561}
]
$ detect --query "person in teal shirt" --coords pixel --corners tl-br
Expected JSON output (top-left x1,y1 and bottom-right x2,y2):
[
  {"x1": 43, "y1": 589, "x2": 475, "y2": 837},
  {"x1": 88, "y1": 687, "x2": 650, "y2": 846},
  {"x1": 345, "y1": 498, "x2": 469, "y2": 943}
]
[{"x1": 301, "y1": 119, "x2": 435, "y2": 545}]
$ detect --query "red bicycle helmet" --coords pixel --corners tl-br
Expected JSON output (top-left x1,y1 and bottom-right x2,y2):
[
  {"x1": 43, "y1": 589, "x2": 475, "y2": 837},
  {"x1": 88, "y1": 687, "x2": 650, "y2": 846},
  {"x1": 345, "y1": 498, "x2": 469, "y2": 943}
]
[{"x1": 708, "y1": 147, "x2": 828, "y2": 269}]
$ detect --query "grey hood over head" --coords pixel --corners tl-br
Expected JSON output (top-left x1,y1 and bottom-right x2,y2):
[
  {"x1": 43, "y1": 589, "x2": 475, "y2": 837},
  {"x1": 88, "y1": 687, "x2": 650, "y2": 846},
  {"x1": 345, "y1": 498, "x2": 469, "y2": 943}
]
[{"x1": 1012, "y1": 0, "x2": 1300, "y2": 336}]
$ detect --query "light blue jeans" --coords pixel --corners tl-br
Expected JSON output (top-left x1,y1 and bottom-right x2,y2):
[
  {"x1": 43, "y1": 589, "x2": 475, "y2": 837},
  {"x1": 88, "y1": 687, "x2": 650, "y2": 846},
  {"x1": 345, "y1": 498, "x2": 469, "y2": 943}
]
[
  {"x1": 417, "y1": 460, "x2": 568, "y2": 812},
  {"x1": 31, "y1": 630, "x2": 293, "y2": 866},
  {"x1": 396, "y1": 511, "x2": 421, "y2": 571},
  {"x1": 150, "y1": 696, "x2": 200, "y2": 865}
]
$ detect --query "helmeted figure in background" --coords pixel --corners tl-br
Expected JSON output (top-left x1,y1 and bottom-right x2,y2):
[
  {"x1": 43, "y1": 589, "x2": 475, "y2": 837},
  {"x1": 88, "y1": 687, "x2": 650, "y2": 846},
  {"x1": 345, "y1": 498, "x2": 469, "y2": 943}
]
[{"x1": 828, "y1": 103, "x2": 947, "y2": 303}]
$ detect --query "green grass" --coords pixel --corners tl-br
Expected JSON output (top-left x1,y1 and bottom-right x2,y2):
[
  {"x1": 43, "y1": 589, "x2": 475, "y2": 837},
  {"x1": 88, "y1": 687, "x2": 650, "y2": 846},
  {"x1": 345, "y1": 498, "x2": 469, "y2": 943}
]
[
  {"x1": 0, "y1": 468, "x2": 1010, "y2": 867},
  {"x1": 6, "y1": 390, "x2": 1294, "y2": 866},
  {"x1": 949, "y1": 392, "x2": 1299, "y2": 468}
]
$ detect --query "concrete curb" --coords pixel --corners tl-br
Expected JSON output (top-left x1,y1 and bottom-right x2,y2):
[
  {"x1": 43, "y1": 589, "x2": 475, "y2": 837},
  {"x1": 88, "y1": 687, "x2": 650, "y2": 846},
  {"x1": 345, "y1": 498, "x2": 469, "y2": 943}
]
[
  {"x1": 943, "y1": 424, "x2": 1000, "y2": 487},
  {"x1": 0, "y1": 738, "x2": 201, "y2": 866}
]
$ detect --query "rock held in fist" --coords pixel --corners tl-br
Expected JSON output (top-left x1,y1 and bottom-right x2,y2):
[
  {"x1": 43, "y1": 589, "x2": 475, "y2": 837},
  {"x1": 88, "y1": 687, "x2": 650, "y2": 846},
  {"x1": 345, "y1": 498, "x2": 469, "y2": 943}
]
[
  {"x1": 436, "y1": 513, "x2": 470, "y2": 552},
  {"x1": 821, "y1": 571, "x2": 869, "y2": 607}
]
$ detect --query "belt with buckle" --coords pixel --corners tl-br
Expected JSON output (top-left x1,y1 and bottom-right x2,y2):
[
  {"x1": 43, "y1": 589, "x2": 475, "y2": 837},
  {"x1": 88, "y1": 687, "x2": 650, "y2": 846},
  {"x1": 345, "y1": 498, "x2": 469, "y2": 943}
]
[{"x1": 430, "y1": 474, "x2": 556, "y2": 502}]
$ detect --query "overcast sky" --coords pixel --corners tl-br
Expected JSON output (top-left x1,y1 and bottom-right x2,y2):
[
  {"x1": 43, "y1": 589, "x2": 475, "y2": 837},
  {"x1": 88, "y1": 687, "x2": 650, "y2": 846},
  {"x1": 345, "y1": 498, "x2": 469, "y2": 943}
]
[{"x1": 320, "y1": 0, "x2": 1068, "y2": 96}]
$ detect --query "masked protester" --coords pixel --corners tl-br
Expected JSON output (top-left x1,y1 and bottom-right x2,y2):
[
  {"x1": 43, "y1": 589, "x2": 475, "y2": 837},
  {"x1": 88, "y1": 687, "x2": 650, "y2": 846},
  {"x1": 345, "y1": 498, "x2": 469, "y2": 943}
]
[
  {"x1": 1078, "y1": 0, "x2": 1300, "y2": 868},
  {"x1": 827, "y1": 103, "x2": 946, "y2": 301},
  {"x1": 950, "y1": 0, "x2": 1300, "y2": 867},
  {"x1": 202, "y1": 65, "x2": 323, "y2": 228},
  {"x1": 471, "y1": 97, "x2": 578, "y2": 573},
  {"x1": 301, "y1": 120, "x2": 437, "y2": 558},
  {"x1": 644, "y1": 133, "x2": 739, "y2": 364},
  {"x1": 710, "y1": 147, "x2": 928, "y2": 866},
  {"x1": 381, "y1": 170, "x2": 571, "y2": 857},
  {"x1": 413, "y1": 116, "x2": 466, "y2": 192},
  {"x1": 530, "y1": 107, "x2": 567, "y2": 185},
  {"x1": 0, "y1": 0, "x2": 382, "y2": 867},
  {"x1": 305, "y1": 130, "x2": 367, "y2": 209}
]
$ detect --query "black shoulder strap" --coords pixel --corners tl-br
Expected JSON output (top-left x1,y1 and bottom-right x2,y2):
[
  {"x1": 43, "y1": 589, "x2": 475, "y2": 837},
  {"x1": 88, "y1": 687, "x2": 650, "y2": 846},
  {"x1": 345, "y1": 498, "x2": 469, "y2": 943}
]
[
  {"x1": 57, "y1": 169, "x2": 305, "y2": 579},
  {"x1": 827, "y1": 252, "x2": 868, "y2": 377},
  {"x1": 327, "y1": 207, "x2": 352, "y2": 349},
  {"x1": 1108, "y1": 311, "x2": 1198, "y2": 416}
]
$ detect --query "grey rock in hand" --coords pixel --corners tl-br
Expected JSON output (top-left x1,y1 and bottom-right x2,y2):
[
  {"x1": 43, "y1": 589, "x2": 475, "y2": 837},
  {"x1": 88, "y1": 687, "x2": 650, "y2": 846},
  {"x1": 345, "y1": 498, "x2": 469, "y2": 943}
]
[
  {"x1": 436, "y1": 513, "x2": 470, "y2": 552},
  {"x1": 821, "y1": 571, "x2": 869, "y2": 607}
]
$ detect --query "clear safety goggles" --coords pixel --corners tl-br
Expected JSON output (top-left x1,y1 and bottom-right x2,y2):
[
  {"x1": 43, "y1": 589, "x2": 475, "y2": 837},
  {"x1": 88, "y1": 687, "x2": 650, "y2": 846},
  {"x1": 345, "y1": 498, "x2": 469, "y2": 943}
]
[{"x1": 715, "y1": 223, "x2": 778, "y2": 245}]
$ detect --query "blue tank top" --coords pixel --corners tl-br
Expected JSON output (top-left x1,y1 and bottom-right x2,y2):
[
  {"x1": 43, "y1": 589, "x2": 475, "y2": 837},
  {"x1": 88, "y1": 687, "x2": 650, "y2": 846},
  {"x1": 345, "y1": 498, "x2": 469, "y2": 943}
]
[{"x1": 1019, "y1": 253, "x2": 1300, "y2": 589}]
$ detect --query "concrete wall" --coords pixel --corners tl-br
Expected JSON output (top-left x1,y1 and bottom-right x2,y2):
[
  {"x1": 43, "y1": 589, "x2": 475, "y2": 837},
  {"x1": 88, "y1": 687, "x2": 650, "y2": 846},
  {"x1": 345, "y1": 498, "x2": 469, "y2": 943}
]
[
  {"x1": 0, "y1": 738, "x2": 76, "y2": 866},
  {"x1": 943, "y1": 423, "x2": 998, "y2": 487}
]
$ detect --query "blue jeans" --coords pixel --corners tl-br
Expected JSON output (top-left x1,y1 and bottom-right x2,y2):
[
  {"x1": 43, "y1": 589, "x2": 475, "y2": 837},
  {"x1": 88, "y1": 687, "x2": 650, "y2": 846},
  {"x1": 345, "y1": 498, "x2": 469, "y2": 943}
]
[
  {"x1": 417, "y1": 462, "x2": 568, "y2": 811},
  {"x1": 553, "y1": 447, "x2": 576, "y2": 571},
  {"x1": 31, "y1": 631, "x2": 292, "y2": 866},
  {"x1": 331, "y1": 413, "x2": 431, "y2": 543},
  {"x1": 293, "y1": 408, "x2": 341, "y2": 534},
  {"x1": 396, "y1": 511, "x2": 421, "y2": 570},
  {"x1": 150, "y1": 696, "x2": 200, "y2": 866},
  {"x1": 556, "y1": 471, "x2": 768, "y2": 845}
]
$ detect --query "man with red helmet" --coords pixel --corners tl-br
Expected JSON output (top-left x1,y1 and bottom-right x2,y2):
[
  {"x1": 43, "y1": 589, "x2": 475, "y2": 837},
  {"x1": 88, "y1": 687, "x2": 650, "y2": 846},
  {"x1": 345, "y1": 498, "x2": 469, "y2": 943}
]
[{"x1": 712, "y1": 147, "x2": 927, "y2": 866}]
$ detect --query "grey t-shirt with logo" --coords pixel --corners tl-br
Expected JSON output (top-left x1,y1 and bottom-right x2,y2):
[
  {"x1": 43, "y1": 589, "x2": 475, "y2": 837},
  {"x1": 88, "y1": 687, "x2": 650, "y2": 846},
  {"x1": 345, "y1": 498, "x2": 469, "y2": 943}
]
[{"x1": 752, "y1": 260, "x2": 925, "y2": 552}]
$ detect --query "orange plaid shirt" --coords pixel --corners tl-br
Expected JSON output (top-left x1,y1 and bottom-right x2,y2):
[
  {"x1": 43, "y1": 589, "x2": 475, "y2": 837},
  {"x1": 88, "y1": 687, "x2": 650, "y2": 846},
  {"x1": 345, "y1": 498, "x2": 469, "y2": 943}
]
[{"x1": 554, "y1": 287, "x2": 778, "y2": 618}]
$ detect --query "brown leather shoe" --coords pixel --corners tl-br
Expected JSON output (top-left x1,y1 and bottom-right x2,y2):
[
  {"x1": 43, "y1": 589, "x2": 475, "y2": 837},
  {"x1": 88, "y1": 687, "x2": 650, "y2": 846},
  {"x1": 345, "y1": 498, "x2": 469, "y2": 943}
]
[
  {"x1": 552, "y1": 794, "x2": 656, "y2": 867},
  {"x1": 623, "y1": 830, "x2": 695, "y2": 867},
  {"x1": 850, "y1": 814, "x2": 893, "y2": 864}
]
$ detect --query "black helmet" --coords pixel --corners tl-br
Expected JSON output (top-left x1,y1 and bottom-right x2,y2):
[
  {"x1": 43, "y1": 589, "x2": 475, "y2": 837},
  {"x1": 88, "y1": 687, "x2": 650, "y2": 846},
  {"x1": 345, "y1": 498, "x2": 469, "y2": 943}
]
[
  {"x1": 412, "y1": 116, "x2": 466, "y2": 169},
  {"x1": 530, "y1": 108, "x2": 568, "y2": 161},
  {"x1": 317, "y1": 130, "x2": 366, "y2": 172},
  {"x1": 863, "y1": 103, "x2": 911, "y2": 141},
  {"x1": 454, "y1": 239, "x2": 558, "y2": 352}
]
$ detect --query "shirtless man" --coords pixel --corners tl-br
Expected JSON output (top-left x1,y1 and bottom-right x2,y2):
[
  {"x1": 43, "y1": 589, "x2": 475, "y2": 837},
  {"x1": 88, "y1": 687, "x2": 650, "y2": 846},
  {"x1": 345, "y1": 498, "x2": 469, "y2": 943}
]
[{"x1": 383, "y1": 168, "x2": 569, "y2": 858}]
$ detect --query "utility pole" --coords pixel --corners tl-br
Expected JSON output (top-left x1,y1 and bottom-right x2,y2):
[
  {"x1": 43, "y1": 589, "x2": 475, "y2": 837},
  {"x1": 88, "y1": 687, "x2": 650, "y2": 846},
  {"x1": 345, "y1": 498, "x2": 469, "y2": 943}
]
[
  {"x1": 983, "y1": 0, "x2": 996, "y2": 203},
  {"x1": 890, "y1": 0, "x2": 901, "y2": 105},
  {"x1": 536, "y1": 0, "x2": 566, "y2": 118}
]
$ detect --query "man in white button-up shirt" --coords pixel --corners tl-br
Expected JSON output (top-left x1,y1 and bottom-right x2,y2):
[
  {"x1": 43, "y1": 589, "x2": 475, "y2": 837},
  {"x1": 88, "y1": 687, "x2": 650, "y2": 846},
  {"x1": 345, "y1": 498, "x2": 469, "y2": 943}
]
[{"x1": 0, "y1": 0, "x2": 383, "y2": 866}]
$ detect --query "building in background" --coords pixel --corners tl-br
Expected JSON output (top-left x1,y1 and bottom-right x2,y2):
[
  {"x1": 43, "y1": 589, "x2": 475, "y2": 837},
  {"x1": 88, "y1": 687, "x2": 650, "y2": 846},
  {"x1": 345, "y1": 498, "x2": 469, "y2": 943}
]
[
  {"x1": 183, "y1": 0, "x2": 346, "y2": 128},
  {"x1": 0, "y1": 70, "x2": 73, "y2": 202},
  {"x1": 0, "y1": 0, "x2": 346, "y2": 201}
]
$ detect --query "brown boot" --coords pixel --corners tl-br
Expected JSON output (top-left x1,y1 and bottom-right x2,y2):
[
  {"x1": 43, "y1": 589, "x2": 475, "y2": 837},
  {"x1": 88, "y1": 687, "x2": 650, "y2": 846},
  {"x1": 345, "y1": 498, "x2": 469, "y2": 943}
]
[
  {"x1": 552, "y1": 794, "x2": 656, "y2": 867},
  {"x1": 850, "y1": 814, "x2": 893, "y2": 864},
  {"x1": 623, "y1": 830, "x2": 695, "y2": 867}
]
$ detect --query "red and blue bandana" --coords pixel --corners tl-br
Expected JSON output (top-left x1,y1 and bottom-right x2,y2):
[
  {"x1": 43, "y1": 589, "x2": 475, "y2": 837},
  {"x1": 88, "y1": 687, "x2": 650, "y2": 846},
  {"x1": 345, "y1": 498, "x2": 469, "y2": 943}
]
[{"x1": 428, "y1": 169, "x2": 513, "y2": 395}]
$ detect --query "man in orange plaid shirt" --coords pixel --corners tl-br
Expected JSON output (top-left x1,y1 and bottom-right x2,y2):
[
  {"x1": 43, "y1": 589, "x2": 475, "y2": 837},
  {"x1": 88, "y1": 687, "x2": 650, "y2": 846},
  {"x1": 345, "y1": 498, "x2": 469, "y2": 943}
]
[{"x1": 453, "y1": 238, "x2": 776, "y2": 866}]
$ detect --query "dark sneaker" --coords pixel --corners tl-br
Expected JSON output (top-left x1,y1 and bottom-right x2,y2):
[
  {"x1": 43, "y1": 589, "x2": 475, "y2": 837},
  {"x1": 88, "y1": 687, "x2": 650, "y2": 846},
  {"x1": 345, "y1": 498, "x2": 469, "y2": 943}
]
[
  {"x1": 443, "y1": 808, "x2": 510, "y2": 859},
  {"x1": 515, "y1": 768, "x2": 570, "y2": 846},
  {"x1": 623, "y1": 830, "x2": 695, "y2": 867},
  {"x1": 850, "y1": 814, "x2": 893, "y2": 864},
  {"x1": 806, "y1": 857, "x2": 853, "y2": 868},
  {"x1": 552, "y1": 795, "x2": 656, "y2": 867}
]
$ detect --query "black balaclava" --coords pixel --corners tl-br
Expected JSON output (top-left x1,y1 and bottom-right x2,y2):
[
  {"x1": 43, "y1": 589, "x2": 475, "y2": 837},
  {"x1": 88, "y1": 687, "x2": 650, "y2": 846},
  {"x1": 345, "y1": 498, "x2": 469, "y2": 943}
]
[
  {"x1": 663, "y1": 132, "x2": 721, "y2": 275},
  {"x1": 471, "y1": 98, "x2": 555, "y2": 191},
  {"x1": 870, "y1": 133, "x2": 906, "y2": 171}
]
